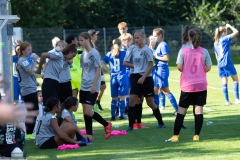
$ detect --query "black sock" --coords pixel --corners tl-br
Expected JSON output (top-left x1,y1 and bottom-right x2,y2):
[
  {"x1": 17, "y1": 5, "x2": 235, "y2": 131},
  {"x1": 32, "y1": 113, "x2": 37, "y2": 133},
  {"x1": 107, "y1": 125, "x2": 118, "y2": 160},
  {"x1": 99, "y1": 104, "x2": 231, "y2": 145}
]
[
  {"x1": 96, "y1": 100, "x2": 100, "y2": 103},
  {"x1": 153, "y1": 108, "x2": 164, "y2": 125},
  {"x1": 174, "y1": 113, "x2": 185, "y2": 135},
  {"x1": 128, "y1": 106, "x2": 136, "y2": 128},
  {"x1": 193, "y1": 105, "x2": 195, "y2": 116},
  {"x1": 92, "y1": 112, "x2": 108, "y2": 127},
  {"x1": 137, "y1": 103, "x2": 143, "y2": 123},
  {"x1": 134, "y1": 104, "x2": 139, "y2": 122},
  {"x1": 84, "y1": 115, "x2": 92, "y2": 135},
  {"x1": 76, "y1": 132, "x2": 83, "y2": 141},
  {"x1": 195, "y1": 114, "x2": 203, "y2": 135}
]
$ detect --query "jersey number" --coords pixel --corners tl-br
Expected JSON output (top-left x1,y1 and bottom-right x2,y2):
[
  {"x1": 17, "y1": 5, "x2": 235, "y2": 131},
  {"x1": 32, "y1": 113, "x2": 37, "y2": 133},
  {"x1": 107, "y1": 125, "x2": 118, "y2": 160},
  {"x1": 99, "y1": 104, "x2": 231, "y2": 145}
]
[
  {"x1": 113, "y1": 59, "x2": 120, "y2": 72},
  {"x1": 190, "y1": 58, "x2": 197, "y2": 74}
]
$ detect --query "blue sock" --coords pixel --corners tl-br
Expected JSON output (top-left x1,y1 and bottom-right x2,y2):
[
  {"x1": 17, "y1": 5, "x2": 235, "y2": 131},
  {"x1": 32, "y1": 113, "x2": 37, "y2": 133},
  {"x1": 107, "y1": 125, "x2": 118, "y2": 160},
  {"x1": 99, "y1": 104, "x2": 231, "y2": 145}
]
[
  {"x1": 222, "y1": 84, "x2": 229, "y2": 101},
  {"x1": 234, "y1": 82, "x2": 239, "y2": 100},
  {"x1": 167, "y1": 93, "x2": 178, "y2": 111},
  {"x1": 111, "y1": 100, "x2": 117, "y2": 117},
  {"x1": 120, "y1": 100, "x2": 125, "y2": 117},
  {"x1": 154, "y1": 94, "x2": 159, "y2": 108},
  {"x1": 159, "y1": 92, "x2": 165, "y2": 107},
  {"x1": 125, "y1": 97, "x2": 130, "y2": 110}
]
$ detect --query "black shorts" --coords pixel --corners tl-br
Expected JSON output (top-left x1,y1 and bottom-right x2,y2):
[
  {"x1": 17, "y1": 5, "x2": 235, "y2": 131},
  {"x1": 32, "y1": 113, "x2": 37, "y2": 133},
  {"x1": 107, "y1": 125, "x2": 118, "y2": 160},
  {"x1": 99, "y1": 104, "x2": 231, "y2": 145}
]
[
  {"x1": 130, "y1": 74, "x2": 154, "y2": 97},
  {"x1": 0, "y1": 144, "x2": 20, "y2": 157},
  {"x1": 178, "y1": 90, "x2": 207, "y2": 108},
  {"x1": 40, "y1": 136, "x2": 58, "y2": 149},
  {"x1": 79, "y1": 90, "x2": 98, "y2": 106},
  {"x1": 101, "y1": 81, "x2": 106, "y2": 85},
  {"x1": 59, "y1": 81, "x2": 72, "y2": 103},
  {"x1": 42, "y1": 78, "x2": 59, "y2": 106},
  {"x1": 22, "y1": 91, "x2": 39, "y2": 110}
]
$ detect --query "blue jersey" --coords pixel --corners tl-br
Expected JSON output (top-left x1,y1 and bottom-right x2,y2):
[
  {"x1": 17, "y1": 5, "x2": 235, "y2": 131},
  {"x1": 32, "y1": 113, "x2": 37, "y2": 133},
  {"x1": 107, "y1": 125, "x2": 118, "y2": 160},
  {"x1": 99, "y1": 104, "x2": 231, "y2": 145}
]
[
  {"x1": 214, "y1": 35, "x2": 234, "y2": 68},
  {"x1": 102, "y1": 50, "x2": 127, "y2": 75},
  {"x1": 153, "y1": 41, "x2": 169, "y2": 66}
]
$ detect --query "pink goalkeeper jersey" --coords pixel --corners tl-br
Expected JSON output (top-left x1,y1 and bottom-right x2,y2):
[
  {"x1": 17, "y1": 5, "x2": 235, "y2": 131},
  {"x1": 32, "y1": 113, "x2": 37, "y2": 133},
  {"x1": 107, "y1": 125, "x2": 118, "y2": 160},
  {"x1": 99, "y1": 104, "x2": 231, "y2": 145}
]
[{"x1": 180, "y1": 46, "x2": 207, "y2": 92}]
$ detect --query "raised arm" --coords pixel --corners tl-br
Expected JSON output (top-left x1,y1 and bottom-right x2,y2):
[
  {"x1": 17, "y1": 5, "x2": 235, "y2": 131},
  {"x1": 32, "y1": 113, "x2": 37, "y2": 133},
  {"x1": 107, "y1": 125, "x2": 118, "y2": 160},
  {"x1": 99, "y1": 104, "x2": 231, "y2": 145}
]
[{"x1": 226, "y1": 24, "x2": 239, "y2": 38}]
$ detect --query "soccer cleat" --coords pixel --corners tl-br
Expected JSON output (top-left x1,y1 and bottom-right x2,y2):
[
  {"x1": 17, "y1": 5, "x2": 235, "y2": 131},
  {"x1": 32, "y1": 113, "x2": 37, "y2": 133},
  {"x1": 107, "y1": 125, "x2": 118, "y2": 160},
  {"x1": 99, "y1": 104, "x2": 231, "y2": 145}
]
[
  {"x1": 126, "y1": 126, "x2": 133, "y2": 131},
  {"x1": 97, "y1": 102, "x2": 103, "y2": 111},
  {"x1": 156, "y1": 124, "x2": 166, "y2": 129},
  {"x1": 137, "y1": 123, "x2": 148, "y2": 129},
  {"x1": 160, "y1": 106, "x2": 165, "y2": 111},
  {"x1": 104, "y1": 122, "x2": 112, "y2": 139},
  {"x1": 181, "y1": 125, "x2": 187, "y2": 129},
  {"x1": 26, "y1": 134, "x2": 35, "y2": 140},
  {"x1": 193, "y1": 135, "x2": 199, "y2": 141},
  {"x1": 111, "y1": 116, "x2": 116, "y2": 121},
  {"x1": 235, "y1": 99, "x2": 240, "y2": 104},
  {"x1": 133, "y1": 123, "x2": 138, "y2": 130},
  {"x1": 165, "y1": 135, "x2": 179, "y2": 142},
  {"x1": 226, "y1": 101, "x2": 232, "y2": 105}
]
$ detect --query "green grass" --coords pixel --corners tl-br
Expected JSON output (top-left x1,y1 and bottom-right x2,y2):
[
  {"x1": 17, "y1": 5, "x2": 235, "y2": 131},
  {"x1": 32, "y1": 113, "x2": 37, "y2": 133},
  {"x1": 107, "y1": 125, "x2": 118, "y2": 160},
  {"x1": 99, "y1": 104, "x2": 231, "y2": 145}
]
[{"x1": 25, "y1": 64, "x2": 240, "y2": 160}]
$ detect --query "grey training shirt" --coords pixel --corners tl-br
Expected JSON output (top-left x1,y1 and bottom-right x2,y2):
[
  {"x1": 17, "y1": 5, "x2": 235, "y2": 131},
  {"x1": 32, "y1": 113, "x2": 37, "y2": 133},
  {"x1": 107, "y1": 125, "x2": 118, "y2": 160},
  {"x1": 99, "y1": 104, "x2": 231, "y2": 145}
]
[
  {"x1": 176, "y1": 44, "x2": 212, "y2": 66},
  {"x1": 124, "y1": 44, "x2": 153, "y2": 77},
  {"x1": 44, "y1": 51, "x2": 64, "y2": 82},
  {"x1": 35, "y1": 112, "x2": 56, "y2": 147},
  {"x1": 17, "y1": 57, "x2": 37, "y2": 96},
  {"x1": 80, "y1": 48, "x2": 101, "y2": 92},
  {"x1": 61, "y1": 109, "x2": 77, "y2": 124},
  {"x1": 59, "y1": 60, "x2": 71, "y2": 83}
]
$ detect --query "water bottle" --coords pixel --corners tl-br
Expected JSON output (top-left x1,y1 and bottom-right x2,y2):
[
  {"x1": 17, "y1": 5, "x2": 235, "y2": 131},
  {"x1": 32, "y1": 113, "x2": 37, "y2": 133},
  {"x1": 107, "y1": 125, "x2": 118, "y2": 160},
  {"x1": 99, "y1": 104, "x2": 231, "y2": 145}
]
[
  {"x1": 93, "y1": 103, "x2": 99, "y2": 113},
  {"x1": 206, "y1": 121, "x2": 213, "y2": 125}
]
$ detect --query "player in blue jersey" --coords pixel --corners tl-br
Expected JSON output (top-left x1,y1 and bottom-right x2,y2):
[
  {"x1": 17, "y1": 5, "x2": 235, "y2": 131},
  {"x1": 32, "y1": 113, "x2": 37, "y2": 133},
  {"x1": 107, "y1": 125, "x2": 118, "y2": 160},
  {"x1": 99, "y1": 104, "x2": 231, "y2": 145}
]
[
  {"x1": 150, "y1": 28, "x2": 179, "y2": 114},
  {"x1": 101, "y1": 38, "x2": 129, "y2": 120},
  {"x1": 214, "y1": 24, "x2": 240, "y2": 105}
]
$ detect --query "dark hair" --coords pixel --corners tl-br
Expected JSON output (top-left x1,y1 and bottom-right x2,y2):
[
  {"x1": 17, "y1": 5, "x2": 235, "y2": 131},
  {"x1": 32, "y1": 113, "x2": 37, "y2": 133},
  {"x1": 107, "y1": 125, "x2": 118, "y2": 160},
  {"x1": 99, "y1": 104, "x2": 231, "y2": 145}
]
[
  {"x1": 44, "y1": 97, "x2": 60, "y2": 112},
  {"x1": 14, "y1": 45, "x2": 21, "y2": 56},
  {"x1": 182, "y1": 26, "x2": 193, "y2": 45},
  {"x1": 188, "y1": 28, "x2": 202, "y2": 49},
  {"x1": 62, "y1": 44, "x2": 77, "y2": 55},
  {"x1": 65, "y1": 36, "x2": 76, "y2": 45},
  {"x1": 57, "y1": 96, "x2": 78, "y2": 125},
  {"x1": 78, "y1": 32, "x2": 94, "y2": 48}
]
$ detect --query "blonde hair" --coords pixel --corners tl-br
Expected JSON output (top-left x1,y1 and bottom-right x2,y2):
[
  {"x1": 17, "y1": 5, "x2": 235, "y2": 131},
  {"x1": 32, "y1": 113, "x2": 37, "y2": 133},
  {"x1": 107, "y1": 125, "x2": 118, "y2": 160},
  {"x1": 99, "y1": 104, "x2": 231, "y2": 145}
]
[
  {"x1": 153, "y1": 28, "x2": 164, "y2": 40},
  {"x1": 214, "y1": 26, "x2": 226, "y2": 45},
  {"x1": 111, "y1": 38, "x2": 121, "y2": 56},
  {"x1": 121, "y1": 33, "x2": 132, "y2": 42},
  {"x1": 52, "y1": 37, "x2": 60, "y2": 48},
  {"x1": 118, "y1": 22, "x2": 127, "y2": 29},
  {"x1": 188, "y1": 28, "x2": 202, "y2": 49}
]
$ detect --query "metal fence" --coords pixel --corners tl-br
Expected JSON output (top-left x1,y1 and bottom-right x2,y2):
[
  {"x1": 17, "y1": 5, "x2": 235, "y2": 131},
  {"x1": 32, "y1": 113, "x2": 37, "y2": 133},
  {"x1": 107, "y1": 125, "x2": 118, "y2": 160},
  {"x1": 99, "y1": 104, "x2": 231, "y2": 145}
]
[{"x1": 21, "y1": 25, "x2": 240, "y2": 58}]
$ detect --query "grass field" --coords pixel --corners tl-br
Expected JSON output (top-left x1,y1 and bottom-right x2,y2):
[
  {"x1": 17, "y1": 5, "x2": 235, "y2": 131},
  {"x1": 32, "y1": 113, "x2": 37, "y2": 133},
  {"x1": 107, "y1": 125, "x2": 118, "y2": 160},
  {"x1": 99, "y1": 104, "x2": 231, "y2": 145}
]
[{"x1": 24, "y1": 62, "x2": 240, "y2": 160}]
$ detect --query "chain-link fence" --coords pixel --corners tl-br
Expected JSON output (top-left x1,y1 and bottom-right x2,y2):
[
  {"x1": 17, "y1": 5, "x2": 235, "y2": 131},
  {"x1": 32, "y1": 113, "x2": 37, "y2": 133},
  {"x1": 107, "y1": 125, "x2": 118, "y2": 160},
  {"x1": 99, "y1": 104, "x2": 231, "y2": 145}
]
[{"x1": 21, "y1": 25, "x2": 240, "y2": 59}]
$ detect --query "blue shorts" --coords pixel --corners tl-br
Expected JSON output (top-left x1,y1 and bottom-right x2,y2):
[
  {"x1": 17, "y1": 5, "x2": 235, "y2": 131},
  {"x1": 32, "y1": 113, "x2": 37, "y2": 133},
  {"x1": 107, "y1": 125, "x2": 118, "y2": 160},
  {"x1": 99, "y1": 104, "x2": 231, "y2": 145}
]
[
  {"x1": 218, "y1": 64, "x2": 237, "y2": 77},
  {"x1": 110, "y1": 74, "x2": 129, "y2": 97},
  {"x1": 13, "y1": 76, "x2": 22, "y2": 100},
  {"x1": 153, "y1": 65, "x2": 169, "y2": 88}
]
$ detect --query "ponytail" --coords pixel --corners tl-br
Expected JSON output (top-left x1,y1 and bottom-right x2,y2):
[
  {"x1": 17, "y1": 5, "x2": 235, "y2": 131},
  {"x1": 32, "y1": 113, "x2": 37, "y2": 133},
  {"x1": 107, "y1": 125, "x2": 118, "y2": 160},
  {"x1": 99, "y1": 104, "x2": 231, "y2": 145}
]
[
  {"x1": 111, "y1": 39, "x2": 121, "y2": 56},
  {"x1": 44, "y1": 97, "x2": 59, "y2": 113},
  {"x1": 182, "y1": 26, "x2": 193, "y2": 44},
  {"x1": 188, "y1": 29, "x2": 202, "y2": 49},
  {"x1": 214, "y1": 26, "x2": 226, "y2": 46}
]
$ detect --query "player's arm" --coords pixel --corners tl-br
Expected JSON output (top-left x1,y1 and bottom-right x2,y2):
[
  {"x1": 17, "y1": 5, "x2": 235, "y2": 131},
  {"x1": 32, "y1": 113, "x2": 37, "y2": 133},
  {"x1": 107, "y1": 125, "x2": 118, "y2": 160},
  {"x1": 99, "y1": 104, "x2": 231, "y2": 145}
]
[
  {"x1": 123, "y1": 61, "x2": 134, "y2": 68},
  {"x1": 226, "y1": 24, "x2": 239, "y2": 38},
  {"x1": 101, "y1": 61, "x2": 110, "y2": 74},
  {"x1": 50, "y1": 118, "x2": 79, "y2": 144},
  {"x1": 153, "y1": 54, "x2": 169, "y2": 62},
  {"x1": 142, "y1": 61, "x2": 153, "y2": 78},
  {"x1": 177, "y1": 64, "x2": 183, "y2": 72},
  {"x1": 36, "y1": 52, "x2": 50, "y2": 74}
]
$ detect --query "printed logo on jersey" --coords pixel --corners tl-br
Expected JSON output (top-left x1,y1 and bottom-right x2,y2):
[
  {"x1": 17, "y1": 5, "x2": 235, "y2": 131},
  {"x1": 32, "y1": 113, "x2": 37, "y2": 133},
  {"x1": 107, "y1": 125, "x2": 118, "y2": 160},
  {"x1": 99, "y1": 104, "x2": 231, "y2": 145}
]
[
  {"x1": 22, "y1": 60, "x2": 29, "y2": 67},
  {"x1": 134, "y1": 58, "x2": 141, "y2": 63},
  {"x1": 6, "y1": 123, "x2": 16, "y2": 144}
]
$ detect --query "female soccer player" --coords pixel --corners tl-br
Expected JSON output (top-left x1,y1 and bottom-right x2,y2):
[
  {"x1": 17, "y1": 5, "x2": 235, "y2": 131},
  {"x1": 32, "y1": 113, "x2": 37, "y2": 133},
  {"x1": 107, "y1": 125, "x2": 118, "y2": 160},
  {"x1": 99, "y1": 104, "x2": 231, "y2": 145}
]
[
  {"x1": 123, "y1": 29, "x2": 165, "y2": 131},
  {"x1": 150, "y1": 28, "x2": 179, "y2": 114},
  {"x1": 166, "y1": 28, "x2": 212, "y2": 142},
  {"x1": 36, "y1": 42, "x2": 77, "y2": 106},
  {"x1": 56, "y1": 96, "x2": 93, "y2": 142},
  {"x1": 78, "y1": 32, "x2": 112, "y2": 139},
  {"x1": 35, "y1": 97, "x2": 86, "y2": 149},
  {"x1": 214, "y1": 24, "x2": 240, "y2": 105},
  {"x1": 101, "y1": 38, "x2": 128, "y2": 120}
]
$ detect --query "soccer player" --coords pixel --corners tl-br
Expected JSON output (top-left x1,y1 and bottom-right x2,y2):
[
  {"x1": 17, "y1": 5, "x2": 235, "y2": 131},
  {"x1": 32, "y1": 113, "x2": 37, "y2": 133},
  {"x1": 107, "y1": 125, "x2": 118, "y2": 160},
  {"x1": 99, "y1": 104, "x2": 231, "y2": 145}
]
[
  {"x1": 123, "y1": 29, "x2": 165, "y2": 131},
  {"x1": 118, "y1": 22, "x2": 128, "y2": 39},
  {"x1": 17, "y1": 42, "x2": 39, "y2": 137},
  {"x1": 150, "y1": 28, "x2": 179, "y2": 115},
  {"x1": 88, "y1": 29, "x2": 105, "y2": 111},
  {"x1": 101, "y1": 38, "x2": 128, "y2": 120},
  {"x1": 65, "y1": 36, "x2": 82, "y2": 99},
  {"x1": 36, "y1": 43, "x2": 77, "y2": 106},
  {"x1": 166, "y1": 28, "x2": 212, "y2": 142},
  {"x1": 78, "y1": 32, "x2": 112, "y2": 139},
  {"x1": 214, "y1": 24, "x2": 240, "y2": 105},
  {"x1": 35, "y1": 97, "x2": 86, "y2": 149}
]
